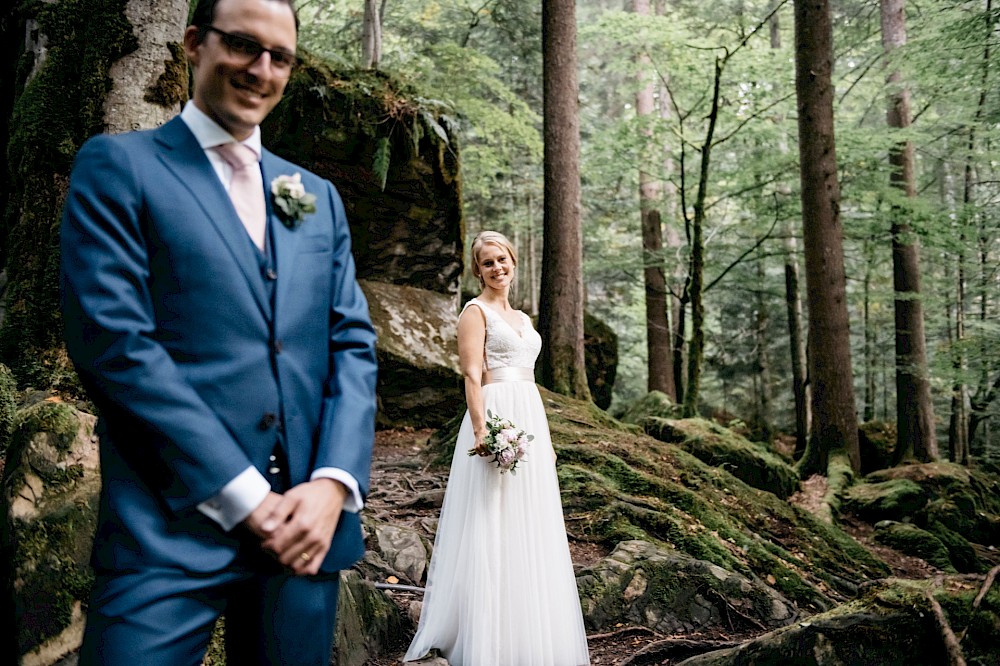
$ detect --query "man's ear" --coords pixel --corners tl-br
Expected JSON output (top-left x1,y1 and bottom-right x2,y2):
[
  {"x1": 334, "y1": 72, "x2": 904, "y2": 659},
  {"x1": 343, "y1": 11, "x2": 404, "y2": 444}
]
[{"x1": 183, "y1": 25, "x2": 202, "y2": 67}]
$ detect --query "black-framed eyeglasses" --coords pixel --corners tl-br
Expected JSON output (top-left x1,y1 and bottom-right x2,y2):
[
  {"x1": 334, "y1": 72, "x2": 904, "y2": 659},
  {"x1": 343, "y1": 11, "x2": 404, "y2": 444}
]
[{"x1": 202, "y1": 25, "x2": 298, "y2": 72}]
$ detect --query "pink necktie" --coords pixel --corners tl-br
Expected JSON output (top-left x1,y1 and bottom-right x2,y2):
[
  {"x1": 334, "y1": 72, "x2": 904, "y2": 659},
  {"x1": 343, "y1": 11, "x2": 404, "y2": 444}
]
[{"x1": 215, "y1": 143, "x2": 266, "y2": 250}]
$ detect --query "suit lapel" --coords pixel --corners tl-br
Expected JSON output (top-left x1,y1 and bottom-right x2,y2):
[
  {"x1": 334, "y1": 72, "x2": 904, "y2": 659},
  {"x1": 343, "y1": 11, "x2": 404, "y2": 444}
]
[
  {"x1": 262, "y1": 151, "x2": 303, "y2": 323},
  {"x1": 152, "y1": 118, "x2": 270, "y2": 320}
]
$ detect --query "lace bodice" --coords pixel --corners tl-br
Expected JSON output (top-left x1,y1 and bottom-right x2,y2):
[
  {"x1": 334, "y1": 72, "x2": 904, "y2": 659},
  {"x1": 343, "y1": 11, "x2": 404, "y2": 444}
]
[{"x1": 463, "y1": 298, "x2": 542, "y2": 370}]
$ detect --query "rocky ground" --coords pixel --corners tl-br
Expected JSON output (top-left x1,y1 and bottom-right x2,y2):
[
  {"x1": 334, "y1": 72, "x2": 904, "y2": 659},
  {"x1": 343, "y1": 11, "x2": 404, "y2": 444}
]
[{"x1": 360, "y1": 427, "x2": 949, "y2": 666}]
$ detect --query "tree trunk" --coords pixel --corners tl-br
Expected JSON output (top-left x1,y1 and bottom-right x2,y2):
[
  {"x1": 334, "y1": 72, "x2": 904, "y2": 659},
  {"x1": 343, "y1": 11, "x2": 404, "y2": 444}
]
[
  {"x1": 539, "y1": 0, "x2": 591, "y2": 400},
  {"x1": 755, "y1": 252, "x2": 773, "y2": 441},
  {"x1": 0, "y1": 0, "x2": 188, "y2": 389},
  {"x1": 770, "y1": 1, "x2": 810, "y2": 457},
  {"x1": 361, "y1": 0, "x2": 382, "y2": 69},
  {"x1": 635, "y1": 0, "x2": 675, "y2": 399},
  {"x1": 792, "y1": 0, "x2": 861, "y2": 476},
  {"x1": 862, "y1": 237, "x2": 878, "y2": 423},
  {"x1": 681, "y1": 57, "x2": 722, "y2": 418},
  {"x1": 881, "y1": 0, "x2": 938, "y2": 464},
  {"x1": 964, "y1": 0, "x2": 992, "y2": 456}
]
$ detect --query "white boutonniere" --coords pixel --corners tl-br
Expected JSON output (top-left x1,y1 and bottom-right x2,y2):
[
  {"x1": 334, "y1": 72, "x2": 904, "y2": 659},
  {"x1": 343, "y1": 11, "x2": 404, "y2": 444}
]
[{"x1": 270, "y1": 173, "x2": 317, "y2": 229}]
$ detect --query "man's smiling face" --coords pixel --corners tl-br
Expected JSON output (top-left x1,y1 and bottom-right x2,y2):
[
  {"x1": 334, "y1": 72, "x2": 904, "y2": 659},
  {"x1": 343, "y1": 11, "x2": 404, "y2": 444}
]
[{"x1": 184, "y1": 0, "x2": 297, "y2": 140}]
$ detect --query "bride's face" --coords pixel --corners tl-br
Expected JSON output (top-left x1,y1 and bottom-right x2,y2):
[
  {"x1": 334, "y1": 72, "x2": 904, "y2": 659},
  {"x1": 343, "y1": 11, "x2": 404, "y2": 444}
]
[{"x1": 477, "y1": 243, "x2": 515, "y2": 291}]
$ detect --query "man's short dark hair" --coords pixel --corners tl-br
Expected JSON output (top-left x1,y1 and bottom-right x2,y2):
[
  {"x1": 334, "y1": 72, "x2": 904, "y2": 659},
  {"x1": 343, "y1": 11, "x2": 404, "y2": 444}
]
[{"x1": 190, "y1": 0, "x2": 300, "y2": 41}]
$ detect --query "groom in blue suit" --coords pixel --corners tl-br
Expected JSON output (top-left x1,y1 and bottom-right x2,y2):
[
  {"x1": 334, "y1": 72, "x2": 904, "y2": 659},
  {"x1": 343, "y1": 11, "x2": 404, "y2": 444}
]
[{"x1": 59, "y1": 0, "x2": 378, "y2": 663}]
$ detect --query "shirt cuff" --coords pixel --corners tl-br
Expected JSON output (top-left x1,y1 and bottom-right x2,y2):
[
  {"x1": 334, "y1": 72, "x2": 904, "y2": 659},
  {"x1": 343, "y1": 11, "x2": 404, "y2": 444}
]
[
  {"x1": 311, "y1": 467, "x2": 363, "y2": 513},
  {"x1": 197, "y1": 466, "x2": 271, "y2": 531}
]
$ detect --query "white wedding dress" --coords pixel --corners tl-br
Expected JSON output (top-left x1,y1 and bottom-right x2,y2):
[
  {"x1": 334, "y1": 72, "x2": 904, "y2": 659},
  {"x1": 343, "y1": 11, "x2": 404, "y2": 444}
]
[{"x1": 404, "y1": 298, "x2": 591, "y2": 666}]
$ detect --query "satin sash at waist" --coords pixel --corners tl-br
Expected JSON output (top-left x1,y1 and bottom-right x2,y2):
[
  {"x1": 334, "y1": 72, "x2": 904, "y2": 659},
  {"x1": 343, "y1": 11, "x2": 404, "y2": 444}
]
[{"x1": 483, "y1": 367, "x2": 534, "y2": 385}]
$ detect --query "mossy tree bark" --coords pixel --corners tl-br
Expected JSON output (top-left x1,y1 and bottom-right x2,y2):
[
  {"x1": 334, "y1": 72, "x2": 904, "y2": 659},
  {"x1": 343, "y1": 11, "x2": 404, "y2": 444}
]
[
  {"x1": 539, "y1": 0, "x2": 591, "y2": 400},
  {"x1": 881, "y1": 0, "x2": 938, "y2": 465},
  {"x1": 793, "y1": 0, "x2": 861, "y2": 477},
  {"x1": 0, "y1": 0, "x2": 187, "y2": 391}
]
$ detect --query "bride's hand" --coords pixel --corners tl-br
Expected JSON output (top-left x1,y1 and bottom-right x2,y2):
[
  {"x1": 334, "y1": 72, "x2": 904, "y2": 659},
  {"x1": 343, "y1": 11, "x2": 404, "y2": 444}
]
[{"x1": 473, "y1": 430, "x2": 488, "y2": 456}]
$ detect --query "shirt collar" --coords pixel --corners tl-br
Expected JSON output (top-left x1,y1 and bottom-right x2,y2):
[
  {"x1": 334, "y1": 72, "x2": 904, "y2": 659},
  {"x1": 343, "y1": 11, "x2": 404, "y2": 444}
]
[{"x1": 180, "y1": 101, "x2": 262, "y2": 161}]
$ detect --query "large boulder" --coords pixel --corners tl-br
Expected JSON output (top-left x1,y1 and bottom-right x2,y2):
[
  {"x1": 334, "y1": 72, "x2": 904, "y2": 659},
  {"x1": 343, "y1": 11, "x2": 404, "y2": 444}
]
[
  {"x1": 577, "y1": 540, "x2": 796, "y2": 634},
  {"x1": 676, "y1": 577, "x2": 1000, "y2": 666},
  {"x1": 1, "y1": 395, "x2": 99, "y2": 666},
  {"x1": 262, "y1": 61, "x2": 463, "y2": 296},
  {"x1": 842, "y1": 462, "x2": 1000, "y2": 572},
  {"x1": 361, "y1": 280, "x2": 462, "y2": 429},
  {"x1": 636, "y1": 415, "x2": 800, "y2": 500}
]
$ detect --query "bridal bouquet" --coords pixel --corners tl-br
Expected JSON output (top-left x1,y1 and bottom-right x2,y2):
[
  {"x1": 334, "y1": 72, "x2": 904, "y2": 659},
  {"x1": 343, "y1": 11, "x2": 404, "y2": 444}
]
[{"x1": 469, "y1": 410, "x2": 533, "y2": 474}]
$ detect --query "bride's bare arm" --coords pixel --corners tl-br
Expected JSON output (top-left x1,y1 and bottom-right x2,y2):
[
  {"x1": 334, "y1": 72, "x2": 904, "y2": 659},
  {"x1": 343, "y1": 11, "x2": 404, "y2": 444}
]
[{"x1": 457, "y1": 305, "x2": 488, "y2": 454}]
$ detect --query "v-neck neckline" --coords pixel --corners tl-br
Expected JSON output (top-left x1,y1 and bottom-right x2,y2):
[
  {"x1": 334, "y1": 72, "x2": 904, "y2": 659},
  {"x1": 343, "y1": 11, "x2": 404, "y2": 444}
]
[{"x1": 476, "y1": 298, "x2": 524, "y2": 338}]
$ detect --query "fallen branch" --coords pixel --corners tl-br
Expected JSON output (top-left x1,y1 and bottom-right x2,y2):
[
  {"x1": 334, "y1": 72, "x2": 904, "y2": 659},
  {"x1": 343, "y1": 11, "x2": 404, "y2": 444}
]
[
  {"x1": 957, "y1": 564, "x2": 1000, "y2": 644},
  {"x1": 586, "y1": 625, "x2": 660, "y2": 642},
  {"x1": 614, "y1": 637, "x2": 743, "y2": 666},
  {"x1": 925, "y1": 590, "x2": 966, "y2": 666}
]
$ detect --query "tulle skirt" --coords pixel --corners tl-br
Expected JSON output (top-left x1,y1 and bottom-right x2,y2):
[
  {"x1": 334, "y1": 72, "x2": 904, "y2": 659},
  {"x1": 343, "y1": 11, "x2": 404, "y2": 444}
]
[{"x1": 404, "y1": 379, "x2": 590, "y2": 666}]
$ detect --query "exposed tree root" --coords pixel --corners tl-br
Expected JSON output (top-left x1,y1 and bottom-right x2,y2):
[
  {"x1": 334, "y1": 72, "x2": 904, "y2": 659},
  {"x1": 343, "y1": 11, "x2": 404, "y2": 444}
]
[
  {"x1": 926, "y1": 585, "x2": 966, "y2": 666},
  {"x1": 585, "y1": 625, "x2": 660, "y2": 642},
  {"x1": 613, "y1": 637, "x2": 742, "y2": 666},
  {"x1": 957, "y1": 564, "x2": 1000, "y2": 644}
]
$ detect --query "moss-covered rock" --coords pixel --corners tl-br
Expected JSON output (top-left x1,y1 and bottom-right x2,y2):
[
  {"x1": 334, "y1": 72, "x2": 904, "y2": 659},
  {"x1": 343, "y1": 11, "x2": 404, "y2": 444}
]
[
  {"x1": 614, "y1": 390, "x2": 680, "y2": 423},
  {"x1": 872, "y1": 522, "x2": 956, "y2": 572},
  {"x1": 842, "y1": 478, "x2": 928, "y2": 522},
  {"x1": 1, "y1": 397, "x2": 99, "y2": 664},
  {"x1": 854, "y1": 463, "x2": 1000, "y2": 548},
  {"x1": 858, "y1": 420, "x2": 896, "y2": 475},
  {"x1": 360, "y1": 280, "x2": 463, "y2": 429},
  {"x1": 262, "y1": 60, "x2": 463, "y2": 296},
  {"x1": 675, "y1": 577, "x2": 1000, "y2": 666},
  {"x1": 577, "y1": 540, "x2": 797, "y2": 634},
  {"x1": 924, "y1": 519, "x2": 981, "y2": 573},
  {"x1": 638, "y1": 417, "x2": 800, "y2": 500},
  {"x1": 335, "y1": 569, "x2": 413, "y2": 666}
]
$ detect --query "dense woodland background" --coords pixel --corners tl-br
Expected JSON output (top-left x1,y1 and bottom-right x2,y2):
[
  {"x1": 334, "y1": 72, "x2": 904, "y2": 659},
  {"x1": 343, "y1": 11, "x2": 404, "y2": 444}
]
[
  {"x1": 295, "y1": 0, "x2": 1000, "y2": 471},
  {"x1": 3, "y1": 1, "x2": 1000, "y2": 663}
]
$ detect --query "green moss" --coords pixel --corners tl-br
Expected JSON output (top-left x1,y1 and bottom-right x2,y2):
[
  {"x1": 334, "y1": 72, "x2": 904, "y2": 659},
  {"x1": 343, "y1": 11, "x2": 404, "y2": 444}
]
[
  {"x1": 11, "y1": 502, "x2": 97, "y2": 655},
  {"x1": 2, "y1": 0, "x2": 137, "y2": 390},
  {"x1": 641, "y1": 417, "x2": 800, "y2": 499},
  {"x1": 0, "y1": 363, "x2": 17, "y2": 453},
  {"x1": 614, "y1": 391, "x2": 679, "y2": 423},
  {"x1": 925, "y1": 519, "x2": 981, "y2": 573},
  {"x1": 143, "y1": 41, "x2": 188, "y2": 108},
  {"x1": 873, "y1": 522, "x2": 956, "y2": 572},
  {"x1": 843, "y1": 478, "x2": 927, "y2": 522}
]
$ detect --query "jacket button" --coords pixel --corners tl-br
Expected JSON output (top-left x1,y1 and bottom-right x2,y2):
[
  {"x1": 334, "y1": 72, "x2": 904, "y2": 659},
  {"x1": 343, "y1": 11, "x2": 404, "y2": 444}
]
[
  {"x1": 273, "y1": 340, "x2": 283, "y2": 354},
  {"x1": 265, "y1": 268, "x2": 277, "y2": 280},
  {"x1": 259, "y1": 412, "x2": 277, "y2": 430}
]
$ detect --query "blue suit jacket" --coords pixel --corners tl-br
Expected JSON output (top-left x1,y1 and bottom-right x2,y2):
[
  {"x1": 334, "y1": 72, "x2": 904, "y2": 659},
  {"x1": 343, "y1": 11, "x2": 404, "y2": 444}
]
[{"x1": 60, "y1": 116, "x2": 378, "y2": 575}]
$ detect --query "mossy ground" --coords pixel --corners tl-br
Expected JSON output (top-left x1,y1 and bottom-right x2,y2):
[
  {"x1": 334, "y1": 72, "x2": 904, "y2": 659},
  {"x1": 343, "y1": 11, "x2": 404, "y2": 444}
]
[{"x1": 431, "y1": 387, "x2": 890, "y2": 612}]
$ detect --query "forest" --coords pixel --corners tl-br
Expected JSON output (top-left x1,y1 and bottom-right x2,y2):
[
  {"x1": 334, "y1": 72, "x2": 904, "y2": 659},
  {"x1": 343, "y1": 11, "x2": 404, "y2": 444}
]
[
  {"x1": 2, "y1": 0, "x2": 1000, "y2": 664},
  {"x1": 297, "y1": 0, "x2": 1000, "y2": 467}
]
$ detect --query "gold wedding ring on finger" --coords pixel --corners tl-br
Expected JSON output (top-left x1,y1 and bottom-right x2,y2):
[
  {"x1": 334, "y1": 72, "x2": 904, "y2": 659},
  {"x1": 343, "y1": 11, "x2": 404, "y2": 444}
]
[{"x1": 300, "y1": 552, "x2": 312, "y2": 562}]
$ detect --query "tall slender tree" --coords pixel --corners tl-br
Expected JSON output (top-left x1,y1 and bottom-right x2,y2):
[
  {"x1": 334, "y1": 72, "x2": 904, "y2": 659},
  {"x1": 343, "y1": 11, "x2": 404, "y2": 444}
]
[
  {"x1": 539, "y1": 0, "x2": 591, "y2": 400},
  {"x1": 792, "y1": 0, "x2": 861, "y2": 475},
  {"x1": 881, "y1": 0, "x2": 938, "y2": 464},
  {"x1": 634, "y1": 0, "x2": 675, "y2": 399},
  {"x1": 770, "y1": 3, "x2": 810, "y2": 456}
]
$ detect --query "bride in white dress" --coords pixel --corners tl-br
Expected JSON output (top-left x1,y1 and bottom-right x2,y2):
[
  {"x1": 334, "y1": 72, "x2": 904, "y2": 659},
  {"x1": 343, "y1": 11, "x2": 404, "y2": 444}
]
[{"x1": 404, "y1": 231, "x2": 590, "y2": 666}]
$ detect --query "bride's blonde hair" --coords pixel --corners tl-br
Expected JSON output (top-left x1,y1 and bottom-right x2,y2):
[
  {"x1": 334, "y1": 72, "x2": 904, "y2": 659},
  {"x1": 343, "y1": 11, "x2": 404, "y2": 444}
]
[{"x1": 471, "y1": 231, "x2": 518, "y2": 288}]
